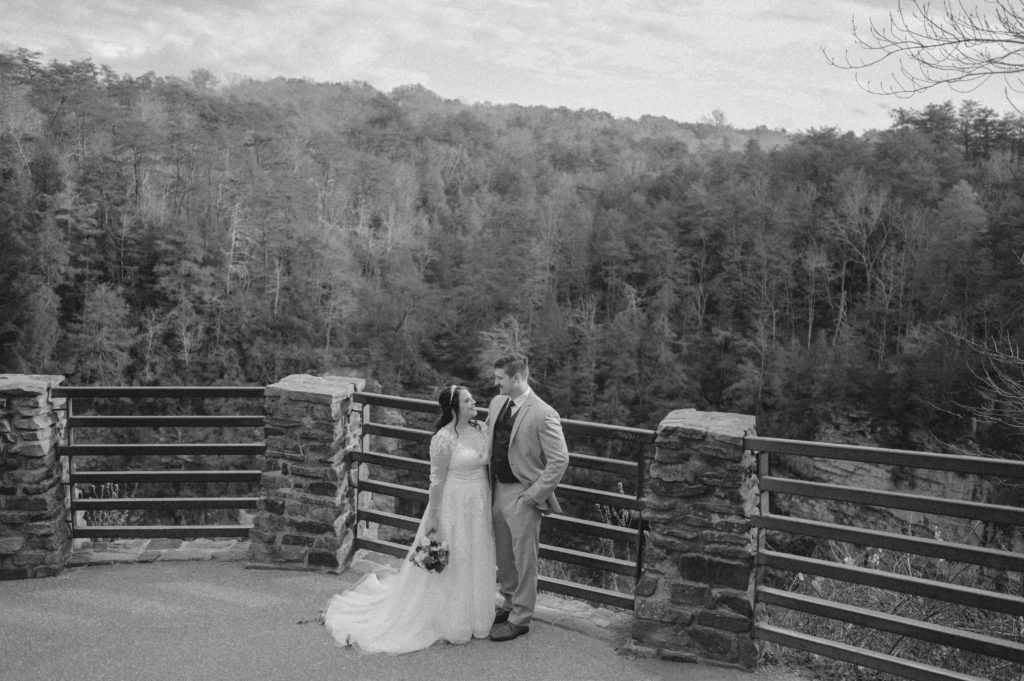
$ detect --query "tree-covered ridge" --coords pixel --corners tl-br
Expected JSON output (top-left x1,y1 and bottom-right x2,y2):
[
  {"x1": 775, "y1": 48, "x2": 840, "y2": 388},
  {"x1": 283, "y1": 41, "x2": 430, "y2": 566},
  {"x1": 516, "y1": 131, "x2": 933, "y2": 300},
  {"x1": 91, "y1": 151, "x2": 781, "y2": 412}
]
[{"x1": 2, "y1": 48, "x2": 1023, "y2": 453}]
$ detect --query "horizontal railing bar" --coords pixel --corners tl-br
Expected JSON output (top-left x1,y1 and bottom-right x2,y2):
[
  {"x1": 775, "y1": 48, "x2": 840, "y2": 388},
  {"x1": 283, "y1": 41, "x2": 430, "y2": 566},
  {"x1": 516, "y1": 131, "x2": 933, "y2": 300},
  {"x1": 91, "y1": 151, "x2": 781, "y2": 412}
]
[
  {"x1": 761, "y1": 477, "x2": 1024, "y2": 526},
  {"x1": 354, "y1": 393, "x2": 655, "y2": 443},
  {"x1": 537, "y1": 575, "x2": 633, "y2": 609},
  {"x1": 759, "y1": 587, "x2": 1024, "y2": 663},
  {"x1": 53, "y1": 386, "x2": 264, "y2": 399},
  {"x1": 358, "y1": 474, "x2": 638, "y2": 513},
  {"x1": 354, "y1": 536, "x2": 410, "y2": 560},
  {"x1": 748, "y1": 436, "x2": 1024, "y2": 480},
  {"x1": 758, "y1": 551, "x2": 1024, "y2": 617},
  {"x1": 358, "y1": 479, "x2": 427, "y2": 503},
  {"x1": 356, "y1": 508, "x2": 636, "y2": 576},
  {"x1": 68, "y1": 416, "x2": 264, "y2": 428},
  {"x1": 538, "y1": 544, "x2": 636, "y2": 576},
  {"x1": 560, "y1": 419, "x2": 655, "y2": 443},
  {"x1": 360, "y1": 423, "x2": 432, "y2": 443},
  {"x1": 59, "y1": 444, "x2": 265, "y2": 457},
  {"x1": 352, "y1": 392, "x2": 438, "y2": 413},
  {"x1": 754, "y1": 515, "x2": 1024, "y2": 573},
  {"x1": 72, "y1": 525, "x2": 253, "y2": 539},
  {"x1": 754, "y1": 624, "x2": 985, "y2": 681},
  {"x1": 357, "y1": 509, "x2": 420, "y2": 532},
  {"x1": 557, "y1": 484, "x2": 640, "y2": 510},
  {"x1": 545, "y1": 513, "x2": 640, "y2": 543},
  {"x1": 350, "y1": 451, "x2": 428, "y2": 473},
  {"x1": 358, "y1": 478, "x2": 638, "y2": 541},
  {"x1": 71, "y1": 470, "x2": 262, "y2": 484},
  {"x1": 72, "y1": 497, "x2": 258, "y2": 511},
  {"x1": 352, "y1": 449, "x2": 636, "y2": 482},
  {"x1": 566, "y1": 452, "x2": 637, "y2": 476}
]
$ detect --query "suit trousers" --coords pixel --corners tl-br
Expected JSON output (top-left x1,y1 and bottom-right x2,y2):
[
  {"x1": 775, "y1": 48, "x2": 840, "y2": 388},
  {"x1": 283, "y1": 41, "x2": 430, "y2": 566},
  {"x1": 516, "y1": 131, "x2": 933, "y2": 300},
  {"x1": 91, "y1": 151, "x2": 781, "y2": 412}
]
[{"x1": 492, "y1": 480, "x2": 543, "y2": 626}]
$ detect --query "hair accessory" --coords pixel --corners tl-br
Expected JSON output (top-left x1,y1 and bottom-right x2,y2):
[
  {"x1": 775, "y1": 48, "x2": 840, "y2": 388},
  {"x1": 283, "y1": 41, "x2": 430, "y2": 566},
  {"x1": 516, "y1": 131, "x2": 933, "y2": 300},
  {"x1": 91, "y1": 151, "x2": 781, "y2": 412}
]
[{"x1": 448, "y1": 384, "x2": 459, "y2": 408}]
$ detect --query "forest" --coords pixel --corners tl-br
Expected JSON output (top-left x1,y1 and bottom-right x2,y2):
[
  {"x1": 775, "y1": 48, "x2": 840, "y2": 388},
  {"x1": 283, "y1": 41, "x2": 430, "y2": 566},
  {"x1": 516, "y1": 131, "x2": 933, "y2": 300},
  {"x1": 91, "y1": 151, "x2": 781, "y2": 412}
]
[{"x1": 2, "y1": 47, "x2": 1024, "y2": 456}]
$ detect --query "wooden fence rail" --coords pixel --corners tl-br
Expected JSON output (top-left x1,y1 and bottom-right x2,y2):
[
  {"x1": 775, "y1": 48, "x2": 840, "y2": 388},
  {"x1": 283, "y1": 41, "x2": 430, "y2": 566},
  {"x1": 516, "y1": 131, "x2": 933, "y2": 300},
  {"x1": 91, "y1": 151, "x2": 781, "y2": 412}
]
[
  {"x1": 749, "y1": 435, "x2": 1024, "y2": 681},
  {"x1": 53, "y1": 386, "x2": 265, "y2": 541},
  {"x1": 349, "y1": 391, "x2": 652, "y2": 610}
]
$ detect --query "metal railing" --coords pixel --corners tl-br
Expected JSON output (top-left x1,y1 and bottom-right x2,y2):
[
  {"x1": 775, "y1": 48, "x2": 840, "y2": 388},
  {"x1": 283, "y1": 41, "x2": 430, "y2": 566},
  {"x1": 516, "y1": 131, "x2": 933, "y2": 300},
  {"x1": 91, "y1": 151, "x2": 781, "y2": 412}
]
[
  {"x1": 53, "y1": 386, "x2": 265, "y2": 539},
  {"x1": 349, "y1": 392, "x2": 653, "y2": 610},
  {"x1": 749, "y1": 436, "x2": 1024, "y2": 681}
]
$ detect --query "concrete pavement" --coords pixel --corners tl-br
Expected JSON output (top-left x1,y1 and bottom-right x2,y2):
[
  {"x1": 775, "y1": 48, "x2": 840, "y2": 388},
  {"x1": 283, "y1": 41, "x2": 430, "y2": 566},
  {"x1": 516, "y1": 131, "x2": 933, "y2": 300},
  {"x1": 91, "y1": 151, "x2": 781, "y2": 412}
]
[{"x1": 0, "y1": 555, "x2": 807, "y2": 681}]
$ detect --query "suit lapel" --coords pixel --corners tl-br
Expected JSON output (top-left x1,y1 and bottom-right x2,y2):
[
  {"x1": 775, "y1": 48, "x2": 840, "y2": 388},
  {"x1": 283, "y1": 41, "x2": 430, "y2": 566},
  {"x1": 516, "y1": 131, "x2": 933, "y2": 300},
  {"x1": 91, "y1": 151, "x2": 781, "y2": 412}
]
[{"x1": 510, "y1": 394, "x2": 532, "y2": 442}]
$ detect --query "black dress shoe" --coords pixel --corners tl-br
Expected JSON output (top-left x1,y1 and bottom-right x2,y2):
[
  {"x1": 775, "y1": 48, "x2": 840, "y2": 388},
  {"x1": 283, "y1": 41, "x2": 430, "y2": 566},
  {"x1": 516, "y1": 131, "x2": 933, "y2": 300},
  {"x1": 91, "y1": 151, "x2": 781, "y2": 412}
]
[
  {"x1": 493, "y1": 609, "x2": 511, "y2": 625},
  {"x1": 489, "y1": 621, "x2": 529, "y2": 641}
]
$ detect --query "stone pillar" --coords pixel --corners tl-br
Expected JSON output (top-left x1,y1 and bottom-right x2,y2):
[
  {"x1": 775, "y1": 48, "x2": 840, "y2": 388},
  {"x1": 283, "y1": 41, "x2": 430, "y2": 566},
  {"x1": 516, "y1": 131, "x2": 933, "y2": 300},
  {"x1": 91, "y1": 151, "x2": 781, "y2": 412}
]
[
  {"x1": 631, "y1": 409, "x2": 759, "y2": 668},
  {"x1": 248, "y1": 374, "x2": 365, "y2": 572},
  {"x1": 0, "y1": 375, "x2": 70, "y2": 580}
]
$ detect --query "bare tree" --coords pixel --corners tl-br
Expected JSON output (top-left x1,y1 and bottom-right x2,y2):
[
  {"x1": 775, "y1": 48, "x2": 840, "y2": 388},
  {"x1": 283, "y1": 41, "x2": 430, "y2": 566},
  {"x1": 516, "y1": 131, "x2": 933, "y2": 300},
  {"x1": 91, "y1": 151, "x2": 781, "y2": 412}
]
[
  {"x1": 965, "y1": 335, "x2": 1024, "y2": 429},
  {"x1": 827, "y1": 0, "x2": 1024, "y2": 105}
]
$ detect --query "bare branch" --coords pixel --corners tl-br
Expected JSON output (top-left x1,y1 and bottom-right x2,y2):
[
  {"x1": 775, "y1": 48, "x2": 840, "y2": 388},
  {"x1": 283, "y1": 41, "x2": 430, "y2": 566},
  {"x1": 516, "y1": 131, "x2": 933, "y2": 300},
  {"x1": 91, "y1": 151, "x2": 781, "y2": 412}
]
[{"x1": 826, "y1": 0, "x2": 1024, "y2": 109}]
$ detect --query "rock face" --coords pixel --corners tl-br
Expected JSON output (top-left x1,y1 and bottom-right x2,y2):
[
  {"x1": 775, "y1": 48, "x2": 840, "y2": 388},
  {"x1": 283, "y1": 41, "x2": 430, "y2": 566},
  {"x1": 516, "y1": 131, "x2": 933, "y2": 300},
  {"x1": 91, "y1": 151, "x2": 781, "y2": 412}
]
[
  {"x1": 248, "y1": 374, "x2": 365, "y2": 572},
  {"x1": 631, "y1": 409, "x2": 758, "y2": 668},
  {"x1": 0, "y1": 375, "x2": 71, "y2": 579}
]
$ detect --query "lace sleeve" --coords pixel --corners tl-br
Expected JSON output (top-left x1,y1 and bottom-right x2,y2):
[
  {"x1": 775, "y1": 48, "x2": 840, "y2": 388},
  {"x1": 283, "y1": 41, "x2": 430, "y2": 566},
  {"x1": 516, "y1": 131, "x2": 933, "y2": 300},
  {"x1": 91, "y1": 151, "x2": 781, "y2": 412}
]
[{"x1": 426, "y1": 429, "x2": 453, "y2": 518}]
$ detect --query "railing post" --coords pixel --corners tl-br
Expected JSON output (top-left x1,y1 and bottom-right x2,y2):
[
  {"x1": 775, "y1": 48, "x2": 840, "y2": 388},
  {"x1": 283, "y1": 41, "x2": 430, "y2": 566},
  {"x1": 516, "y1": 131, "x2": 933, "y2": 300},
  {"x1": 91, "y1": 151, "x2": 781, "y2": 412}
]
[
  {"x1": 249, "y1": 374, "x2": 365, "y2": 572},
  {"x1": 631, "y1": 409, "x2": 758, "y2": 667},
  {"x1": 0, "y1": 374, "x2": 70, "y2": 580}
]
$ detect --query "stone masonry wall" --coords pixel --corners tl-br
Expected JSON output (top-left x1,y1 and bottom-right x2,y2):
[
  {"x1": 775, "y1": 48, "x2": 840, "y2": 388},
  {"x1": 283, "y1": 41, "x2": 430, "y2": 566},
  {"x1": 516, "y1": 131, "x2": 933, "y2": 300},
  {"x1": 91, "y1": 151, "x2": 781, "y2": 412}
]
[
  {"x1": 0, "y1": 375, "x2": 71, "y2": 579},
  {"x1": 248, "y1": 374, "x2": 365, "y2": 572},
  {"x1": 631, "y1": 409, "x2": 758, "y2": 667}
]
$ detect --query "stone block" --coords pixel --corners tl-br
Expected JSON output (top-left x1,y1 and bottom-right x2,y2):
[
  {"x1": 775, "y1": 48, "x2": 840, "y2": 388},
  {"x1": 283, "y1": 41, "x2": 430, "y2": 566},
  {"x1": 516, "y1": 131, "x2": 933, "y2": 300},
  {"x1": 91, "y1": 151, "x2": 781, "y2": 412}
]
[
  {"x1": 288, "y1": 463, "x2": 334, "y2": 479},
  {"x1": 696, "y1": 608, "x2": 752, "y2": 633},
  {"x1": 630, "y1": 618, "x2": 692, "y2": 650},
  {"x1": 261, "y1": 497, "x2": 286, "y2": 515},
  {"x1": 705, "y1": 544, "x2": 754, "y2": 560},
  {"x1": 306, "y1": 481, "x2": 338, "y2": 497},
  {"x1": 678, "y1": 553, "x2": 752, "y2": 590},
  {"x1": 634, "y1": 599, "x2": 695, "y2": 625},
  {"x1": 0, "y1": 566, "x2": 29, "y2": 579},
  {"x1": 642, "y1": 496, "x2": 676, "y2": 512},
  {"x1": 736, "y1": 634, "x2": 758, "y2": 669},
  {"x1": 711, "y1": 518, "x2": 751, "y2": 533},
  {"x1": 13, "y1": 442, "x2": 52, "y2": 459},
  {"x1": 650, "y1": 479, "x2": 709, "y2": 498},
  {"x1": 13, "y1": 414, "x2": 58, "y2": 430},
  {"x1": 307, "y1": 550, "x2": 339, "y2": 569},
  {"x1": 688, "y1": 625, "x2": 736, "y2": 660},
  {"x1": 634, "y1": 572, "x2": 659, "y2": 597},
  {"x1": 277, "y1": 543, "x2": 309, "y2": 562},
  {"x1": 282, "y1": 533, "x2": 316, "y2": 546},
  {"x1": 265, "y1": 374, "x2": 364, "y2": 405},
  {"x1": 292, "y1": 520, "x2": 333, "y2": 535},
  {"x1": 20, "y1": 521, "x2": 59, "y2": 536},
  {"x1": 0, "y1": 536, "x2": 25, "y2": 554},
  {"x1": 669, "y1": 581, "x2": 712, "y2": 607},
  {"x1": 714, "y1": 588, "x2": 753, "y2": 617}
]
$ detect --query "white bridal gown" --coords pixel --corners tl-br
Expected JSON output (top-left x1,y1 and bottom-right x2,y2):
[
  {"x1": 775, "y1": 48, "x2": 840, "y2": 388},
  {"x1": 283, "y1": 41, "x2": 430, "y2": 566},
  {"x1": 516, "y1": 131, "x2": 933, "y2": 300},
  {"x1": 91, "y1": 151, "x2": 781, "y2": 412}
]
[{"x1": 324, "y1": 424, "x2": 496, "y2": 653}]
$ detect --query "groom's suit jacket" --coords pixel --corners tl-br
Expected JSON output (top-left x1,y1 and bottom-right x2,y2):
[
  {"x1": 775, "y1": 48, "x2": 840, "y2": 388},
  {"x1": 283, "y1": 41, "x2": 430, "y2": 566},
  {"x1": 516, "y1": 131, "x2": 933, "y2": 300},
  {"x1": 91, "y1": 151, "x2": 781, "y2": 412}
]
[{"x1": 487, "y1": 391, "x2": 569, "y2": 514}]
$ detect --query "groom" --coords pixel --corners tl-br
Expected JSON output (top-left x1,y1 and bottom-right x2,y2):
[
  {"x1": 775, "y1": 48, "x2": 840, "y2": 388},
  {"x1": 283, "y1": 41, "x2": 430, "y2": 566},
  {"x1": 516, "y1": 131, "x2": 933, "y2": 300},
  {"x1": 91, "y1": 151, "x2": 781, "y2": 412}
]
[{"x1": 486, "y1": 352, "x2": 569, "y2": 642}]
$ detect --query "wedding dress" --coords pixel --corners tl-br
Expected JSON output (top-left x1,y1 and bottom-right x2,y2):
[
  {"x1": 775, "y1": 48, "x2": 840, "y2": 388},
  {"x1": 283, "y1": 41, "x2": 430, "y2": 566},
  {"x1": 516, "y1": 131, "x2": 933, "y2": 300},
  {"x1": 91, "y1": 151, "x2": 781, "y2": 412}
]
[{"x1": 324, "y1": 423, "x2": 496, "y2": 653}]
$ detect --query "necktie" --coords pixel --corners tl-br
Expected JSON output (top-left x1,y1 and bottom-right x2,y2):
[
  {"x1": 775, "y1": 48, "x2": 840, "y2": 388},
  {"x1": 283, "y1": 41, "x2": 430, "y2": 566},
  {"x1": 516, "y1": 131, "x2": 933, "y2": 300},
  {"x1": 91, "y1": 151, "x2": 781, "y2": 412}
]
[{"x1": 503, "y1": 399, "x2": 515, "y2": 424}]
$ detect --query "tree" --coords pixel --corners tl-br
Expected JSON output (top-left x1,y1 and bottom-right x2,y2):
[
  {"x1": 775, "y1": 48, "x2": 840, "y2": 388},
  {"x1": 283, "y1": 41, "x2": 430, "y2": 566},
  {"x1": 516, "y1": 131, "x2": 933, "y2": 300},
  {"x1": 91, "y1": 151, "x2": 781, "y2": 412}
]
[
  {"x1": 829, "y1": 1, "x2": 1024, "y2": 106},
  {"x1": 62, "y1": 284, "x2": 136, "y2": 384}
]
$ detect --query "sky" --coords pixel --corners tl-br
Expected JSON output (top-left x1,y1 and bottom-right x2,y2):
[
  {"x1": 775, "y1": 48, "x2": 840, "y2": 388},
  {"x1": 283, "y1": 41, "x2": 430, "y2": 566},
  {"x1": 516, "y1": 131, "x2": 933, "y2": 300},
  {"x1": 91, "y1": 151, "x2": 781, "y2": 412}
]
[{"x1": 1, "y1": 0, "x2": 1017, "y2": 134}]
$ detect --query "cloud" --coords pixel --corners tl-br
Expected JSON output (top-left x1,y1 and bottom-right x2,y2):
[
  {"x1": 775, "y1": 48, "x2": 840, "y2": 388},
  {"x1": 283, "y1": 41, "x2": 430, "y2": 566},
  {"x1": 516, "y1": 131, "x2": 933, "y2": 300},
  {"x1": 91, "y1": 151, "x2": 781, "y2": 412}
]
[{"x1": 0, "y1": 0, "x2": 1017, "y2": 133}]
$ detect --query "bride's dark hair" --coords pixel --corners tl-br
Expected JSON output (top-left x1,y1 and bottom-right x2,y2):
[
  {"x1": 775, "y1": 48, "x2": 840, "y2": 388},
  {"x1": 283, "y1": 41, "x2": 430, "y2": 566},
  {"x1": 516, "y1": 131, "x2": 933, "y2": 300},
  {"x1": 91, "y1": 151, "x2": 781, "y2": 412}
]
[{"x1": 435, "y1": 384, "x2": 478, "y2": 434}]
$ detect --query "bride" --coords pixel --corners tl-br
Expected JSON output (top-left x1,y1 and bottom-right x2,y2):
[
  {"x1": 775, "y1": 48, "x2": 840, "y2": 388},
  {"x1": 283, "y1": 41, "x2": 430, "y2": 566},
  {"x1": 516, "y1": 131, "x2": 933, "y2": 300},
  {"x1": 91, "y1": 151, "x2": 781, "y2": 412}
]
[{"x1": 323, "y1": 384, "x2": 496, "y2": 653}]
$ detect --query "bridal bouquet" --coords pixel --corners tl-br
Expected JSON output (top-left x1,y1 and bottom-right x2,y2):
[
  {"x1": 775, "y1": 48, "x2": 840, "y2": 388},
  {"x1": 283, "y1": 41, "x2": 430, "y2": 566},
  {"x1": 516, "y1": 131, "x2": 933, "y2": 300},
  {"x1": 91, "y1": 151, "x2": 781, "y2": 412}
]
[{"x1": 410, "y1": 532, "x2": 449, "y2": 573}]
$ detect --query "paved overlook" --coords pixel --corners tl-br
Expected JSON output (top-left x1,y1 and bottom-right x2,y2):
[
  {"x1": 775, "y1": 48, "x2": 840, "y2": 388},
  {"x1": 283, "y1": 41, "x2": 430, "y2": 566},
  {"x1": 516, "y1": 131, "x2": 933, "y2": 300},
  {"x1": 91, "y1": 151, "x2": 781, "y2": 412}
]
[{"x1": 0, "y1": 543, "x2": 809, "y2": 681}]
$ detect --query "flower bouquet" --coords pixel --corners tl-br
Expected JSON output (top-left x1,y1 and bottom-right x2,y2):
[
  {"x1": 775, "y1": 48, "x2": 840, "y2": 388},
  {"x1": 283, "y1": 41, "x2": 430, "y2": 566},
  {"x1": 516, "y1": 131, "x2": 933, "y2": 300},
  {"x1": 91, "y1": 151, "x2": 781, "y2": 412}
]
[{"x1": 409, "y1": 532, "x2": 449, "y2": 573}]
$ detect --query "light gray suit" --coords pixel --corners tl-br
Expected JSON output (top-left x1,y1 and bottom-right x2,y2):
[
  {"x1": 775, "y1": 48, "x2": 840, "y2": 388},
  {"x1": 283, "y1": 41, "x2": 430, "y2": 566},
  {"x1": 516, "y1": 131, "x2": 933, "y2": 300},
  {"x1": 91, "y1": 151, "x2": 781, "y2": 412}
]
[{"x1": 488, "y1": 390, "x2": 569, "y2": 626}]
